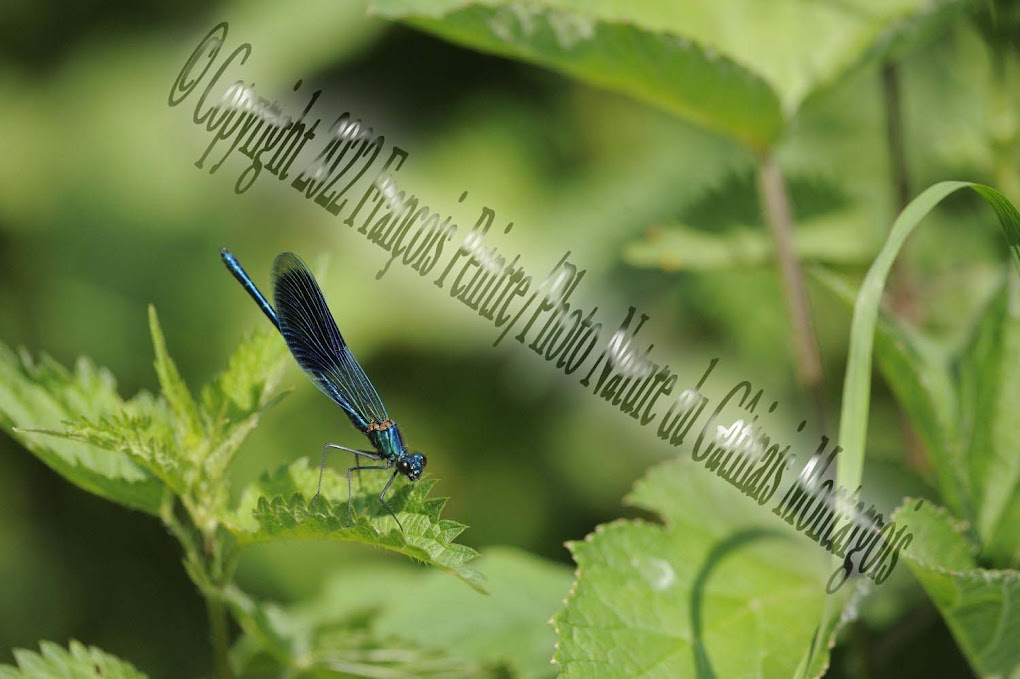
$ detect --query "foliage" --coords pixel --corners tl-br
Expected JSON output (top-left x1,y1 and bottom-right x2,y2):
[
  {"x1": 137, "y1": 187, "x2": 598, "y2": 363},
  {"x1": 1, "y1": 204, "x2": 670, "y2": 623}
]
[
  {"x1": 369, "y1": 0, "x2": 970, "y2": 151},
  {"x1": 892, "y1": 500, "x2": 1020, "y2": 676},
  {"x1": 554, "y1": 458, "x2": 848, "y2": 678},
  {"x1": 0, "y1": 307, "x2": 487, "y2": 676},
  {"x1": 228, "y1": 548, "x2": 572, "y2": 677},
  {"x1": 3, "y1": 0, "x2": 1020, "y2": 677},
  {"x1": 0, "y1": 640, "x2": 147, "y2": 679},
  {"x1": 230, "y1": 459, "x2": 484, "y2": 590}
]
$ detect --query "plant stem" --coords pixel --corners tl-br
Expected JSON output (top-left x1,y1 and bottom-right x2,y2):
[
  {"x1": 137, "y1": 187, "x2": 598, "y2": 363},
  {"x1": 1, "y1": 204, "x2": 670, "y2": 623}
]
[
  {"x1": 756, "y1": 154, "x2": 826, "y2": 424},
  {"x1": 989, "y1": 50, "x2": 1020, "y2": 202},
  {"x1": 882, "y1": 61, "x2": 928, "y2": 473},
  {"x1": 162, "y1": 494, "x2": 236, "y2": 679},
  {"x1": 882, "y1": 62, "x2": 919, "y2": 322},
  {"x1": 206, "y1": 592, "x2": 235, "y2": 679},
  {"x1": 882, "y1": 64, "x2": 912, "y2": 221}
]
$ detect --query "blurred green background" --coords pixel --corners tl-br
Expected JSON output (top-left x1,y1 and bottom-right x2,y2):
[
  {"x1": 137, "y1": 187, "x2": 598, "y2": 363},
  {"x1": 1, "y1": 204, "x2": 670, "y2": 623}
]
[{"x1": 1, "y1": 1, "x2": 1016, "y2": 677}]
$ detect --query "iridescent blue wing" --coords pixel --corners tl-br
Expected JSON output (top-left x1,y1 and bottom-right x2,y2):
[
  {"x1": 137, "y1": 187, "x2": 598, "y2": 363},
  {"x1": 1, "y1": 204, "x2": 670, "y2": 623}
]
[{"x1": 271, "y1": 252, "x2": 388, "y2": 432}]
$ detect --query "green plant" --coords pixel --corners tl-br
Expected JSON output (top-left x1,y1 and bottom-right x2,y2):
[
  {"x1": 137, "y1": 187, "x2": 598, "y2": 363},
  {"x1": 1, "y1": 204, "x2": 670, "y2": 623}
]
[
  {"x1": 360, "y1": 3, "x2": 1020, "y2": 677},
  {"x1": 0, "y1": 308, "x2": 570, "y2": 677},
  {"x1": 4, "y1": 1, "x2": 1020, "y2": 677}
]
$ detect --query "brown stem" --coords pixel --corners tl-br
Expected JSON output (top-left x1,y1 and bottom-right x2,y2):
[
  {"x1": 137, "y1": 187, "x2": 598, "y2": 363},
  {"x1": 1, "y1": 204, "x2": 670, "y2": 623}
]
[
  {"x1": 756, "y1": 155, "x2": 826, "y2": 424},
  {"x1": 883, "y1": 64, "x2": 913, "y2": 217},
  {"x1": 989, "y1": 50, "x2": 1020, "y2": 202},
  {"x1": 882, "y1": 62, "x2": 929, "y2": 473},
  {"x1": 883, "y1": 63, "x2": 920, "y2": 322}
]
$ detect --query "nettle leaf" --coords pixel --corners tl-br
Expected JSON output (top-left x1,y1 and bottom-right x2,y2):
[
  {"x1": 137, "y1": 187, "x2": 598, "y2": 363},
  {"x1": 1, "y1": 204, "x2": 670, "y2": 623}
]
[
  {"x1": 147, "y1": 305, "x2": 203, "y2": 450},
  {"x1": 3, "y1": 306, "x2": 289, "y2": 519},
  {"x1": 0, "y1": 342, "x2": 164, "y2": 515},
  {"x1": 627, "y1": 208, "x2": 876, "y2": 272},
  {"x1": 229, "y1": 459, "x2": 483, "y2": 590},
  {"x1": 554, "y1": 458, "x2": 849, "y2": 679},
  {"x1": 32, "y1": 397, "x2": 187, "y2": 496},
  {"x1": 375, "y1": 547, "x2": 574, "y2": 678},
  {"x1": 955, "y1": 277, "x2": 1020, "y2": 566},
  {"x1": 370, "y1": 0, "x2": 969, "y2": 150},
  {"x1": 893, "y1": 499, "x2": 1020, "y2": 677},
  {"x1": 0, "y1": 640, "x2": 148, "y2": 679},
  {"x1": 197, "y1": 321, "x2": 289, "y2": 479},
  {"x1": 373, "y1": 0, "x2": 780, "y2": 149},
  {"x1": 139, "y1": 306, "x2": 289, "y2": 490}
]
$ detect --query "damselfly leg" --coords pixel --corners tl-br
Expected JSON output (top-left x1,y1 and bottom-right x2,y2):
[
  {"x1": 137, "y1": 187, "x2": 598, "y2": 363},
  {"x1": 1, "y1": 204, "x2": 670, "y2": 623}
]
[
  {"x1": 313, "y1": 443, "x2": 380, "y2": 507},
  {"x1": 314, "y1": 443, "x2": 403, "y2": 529}
]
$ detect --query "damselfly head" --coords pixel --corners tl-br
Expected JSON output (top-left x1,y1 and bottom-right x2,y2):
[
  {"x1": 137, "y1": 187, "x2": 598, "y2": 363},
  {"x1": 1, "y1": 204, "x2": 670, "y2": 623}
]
[{"x1": 398, "y1": 453, "x2": 427, "y2": 481}]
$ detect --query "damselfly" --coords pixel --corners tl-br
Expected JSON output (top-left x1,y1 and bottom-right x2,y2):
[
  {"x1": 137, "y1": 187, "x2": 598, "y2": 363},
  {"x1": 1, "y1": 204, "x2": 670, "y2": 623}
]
[{"x1": 220, "y1": 249, "x2": 426, "y2": 530}]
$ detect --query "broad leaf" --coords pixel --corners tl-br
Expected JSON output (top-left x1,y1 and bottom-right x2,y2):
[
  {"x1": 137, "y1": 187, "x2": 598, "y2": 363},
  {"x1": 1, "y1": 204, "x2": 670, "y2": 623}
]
[
  {"x1": 626, "y1": 209, "x2": 877, "y2": 272},
  {"x1": 0, "y1": 640, "x2": 147, "y2": 679},
  {"x1": 893, "y1": 499, "x2": 1020, "y2": 677},
  {"x1": 370, "y1": 0, "x2": 970, "y2": 150},
  {"x1": 229, "y1": 459, "x2": 484, "y2": 591},
  {"x1": 554, "y1": 458, "x2": 849, "y2": 678},
  {"x1": 376, "y1": 547, "x2": 574, "y2": 678},
  {"x1": 0, "y1": 342, "x2": 164, "y2": 515}
]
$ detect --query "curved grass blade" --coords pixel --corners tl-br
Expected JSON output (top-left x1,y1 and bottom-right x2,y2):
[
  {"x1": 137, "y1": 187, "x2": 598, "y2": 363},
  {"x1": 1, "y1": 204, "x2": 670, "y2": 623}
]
[
  {"x1": 813, "y1": 182, "x2": 1020, "y2": 673},
  {"x1": 836, "y1": 182, "x2": 1020, "y2": 505}
]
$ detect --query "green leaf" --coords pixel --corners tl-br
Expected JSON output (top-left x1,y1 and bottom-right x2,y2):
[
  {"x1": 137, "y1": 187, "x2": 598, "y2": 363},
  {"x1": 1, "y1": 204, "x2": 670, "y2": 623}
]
[
  {"x1": 227, "y1": 547, "x2": 569, "y2": 678},
  {"x1": 147, "y1": 305, "x2": 202, "y2": 447},
  {"x1": 827, "y1": 182, "x2": 1020, "y2": 654},
  {"x1": 27, "y1": 400, "x2": 186, "y2": 496},
  {"x1": 626, "y1": 208, "x2": 877, "y2": 272},
  {"x1": 3, "y1": 306, "x2": 289, "y2": 524},
  {"x1": 893, "y1": 499, "x2": 1020, "y2": 678},
  {"x1": 0, "y1": 640, "x2": 148, "y2": 678},
  {"x1": 371, "y1": 0, "x2": 781, "y2": 149},
  {"x1": 229, "y1": 459, "x2": 484, "y2": 591},
  {"x1": 554, "y1": 458, "x2": 849, "y2": 678},
  {"x1": 376, "y1": 547, "x2": 574, "y2": 678},
  {"x1": 956, "y1": 276, "x2": 1020, "y2": 566},
  {"x1": 197, "y1": 323, "x2": 290, "y2": 479},
  {"x1": 0, "y1": 342, "x2": 164, "y2": 515},
  {"x1": 370, "y1": 0, "x2": 969, "y2": 150},
  {"x1": 141, "y1": 306, "x2": 289, "y2": 486},
  {"x1": 20, "y1": 310, "x2": 202, "y2": 499},
  {"x1": 815, "y1": 242, "x2": 1020, "y2": 570},
  {"x1": 224, "y1": 579, "x2": 488, "y2": 678}
]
